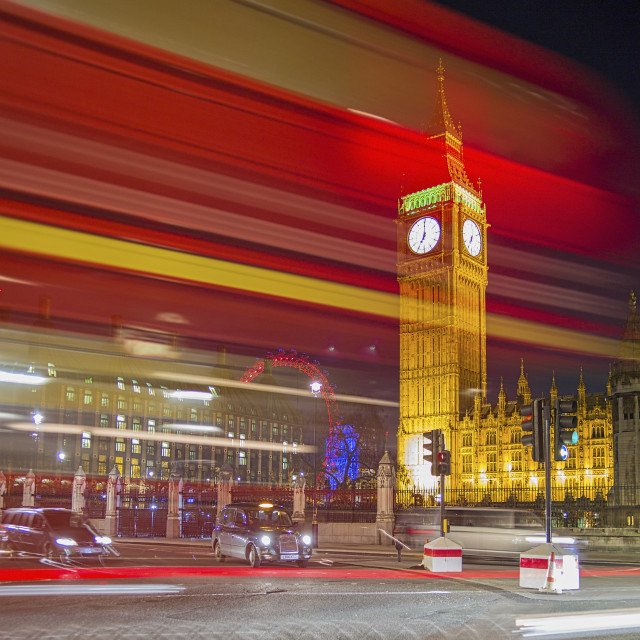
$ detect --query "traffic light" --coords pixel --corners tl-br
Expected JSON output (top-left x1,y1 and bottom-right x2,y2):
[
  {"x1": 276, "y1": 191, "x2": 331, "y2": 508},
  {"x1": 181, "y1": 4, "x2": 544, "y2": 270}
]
[
  {"x1": 554, "y1": 399, "x2": 578, "y2": 461},
  {"x1": 423, "y1": 429, "x2": 440, "y2": 476},
  {"x1": 435, "y1": 449, "x2": 451, "y2": 476},
  {"x1": 520, "y1": 398, "x2": 544, "y2": 462}
]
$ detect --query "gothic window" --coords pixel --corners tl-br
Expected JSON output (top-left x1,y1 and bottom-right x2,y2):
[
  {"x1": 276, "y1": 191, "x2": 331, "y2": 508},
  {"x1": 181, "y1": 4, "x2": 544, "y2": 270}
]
[
  {"x1": 487, "y1": 453, "x2": 497, "y2": 473},
  {"x1": 511, "y1": 451, "x2": 522, "y2": 472},
  {"x1": 462, "y1": 454, "x2": 472, "y2": 474},
  {"x1": 462, "y1": 432, "x2": 472, "y2": 447},
  {"x1": 486, "y1": 432, "x2": 496, "y2": 446},
  {"x1": 591, "y1": 425, "x2": 605, "y2": 439},
  {"x1": 593, "y1": 446, "x2": 605, "y2": 469}
]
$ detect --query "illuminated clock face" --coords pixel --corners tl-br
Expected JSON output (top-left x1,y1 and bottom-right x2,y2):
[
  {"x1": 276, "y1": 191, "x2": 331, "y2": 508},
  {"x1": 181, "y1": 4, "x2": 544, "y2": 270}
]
[
  {"x1": 407, "y1": 217, "x2": 440, "y2": 254},
  {"x1": 463, "y1": 219, "x2": 482, "y2": 256}
]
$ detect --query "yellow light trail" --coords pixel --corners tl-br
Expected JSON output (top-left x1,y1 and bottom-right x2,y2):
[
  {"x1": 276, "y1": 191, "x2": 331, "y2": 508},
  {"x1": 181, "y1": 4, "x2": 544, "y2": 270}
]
[
  {"x1": 0, "y1": 215, "x2": 398, "y2": 319},
  {"x1": 0, "y1": 216, "x2": 620, "y2": 359}
]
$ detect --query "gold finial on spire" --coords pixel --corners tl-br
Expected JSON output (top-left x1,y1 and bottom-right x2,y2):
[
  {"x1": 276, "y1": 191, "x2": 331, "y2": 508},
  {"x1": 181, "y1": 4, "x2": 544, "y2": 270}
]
[{"x1": 437, "y1": 58, "x2": 445, "y2": 81}]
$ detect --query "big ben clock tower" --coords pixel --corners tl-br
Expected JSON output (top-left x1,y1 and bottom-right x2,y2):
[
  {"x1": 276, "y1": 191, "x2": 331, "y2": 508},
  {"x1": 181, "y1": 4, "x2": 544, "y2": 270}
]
[{"x1": 397, "y1": 62, "x2": 488, "y2": 489}]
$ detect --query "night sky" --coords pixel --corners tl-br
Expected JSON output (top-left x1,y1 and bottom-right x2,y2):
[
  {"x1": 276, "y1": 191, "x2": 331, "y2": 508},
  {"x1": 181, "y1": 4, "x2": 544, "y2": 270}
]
[{"x1": 439, "y1": 0, "x2": 640, "y2": 114}]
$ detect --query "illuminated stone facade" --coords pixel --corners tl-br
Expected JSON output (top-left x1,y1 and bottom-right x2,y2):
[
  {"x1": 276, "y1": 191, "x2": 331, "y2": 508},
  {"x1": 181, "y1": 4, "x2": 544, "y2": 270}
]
[{"x1": 457, "y1": 363, "x2": 613, "y2": 500}]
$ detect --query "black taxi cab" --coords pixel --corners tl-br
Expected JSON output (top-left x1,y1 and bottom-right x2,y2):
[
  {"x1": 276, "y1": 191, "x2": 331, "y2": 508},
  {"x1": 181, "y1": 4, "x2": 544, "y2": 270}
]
[{"x1": 212, "y1": 502, "x2": 312, "y2": 568}]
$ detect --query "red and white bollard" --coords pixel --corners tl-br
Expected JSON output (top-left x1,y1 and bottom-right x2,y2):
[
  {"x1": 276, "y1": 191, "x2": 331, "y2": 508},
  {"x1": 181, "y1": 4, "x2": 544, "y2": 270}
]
[{"x1": 422, "y1": 536, "x2": 462, "y2": 572}]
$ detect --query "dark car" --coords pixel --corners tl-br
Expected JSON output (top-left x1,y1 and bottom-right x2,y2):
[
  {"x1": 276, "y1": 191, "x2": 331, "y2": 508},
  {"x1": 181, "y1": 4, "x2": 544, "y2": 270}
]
[
  {"x1": 1, "y1": 507, "x2": 115, "y2": 563},
  {"x1": 212, "y1": 502, "x2": 312, "y2": 568}
]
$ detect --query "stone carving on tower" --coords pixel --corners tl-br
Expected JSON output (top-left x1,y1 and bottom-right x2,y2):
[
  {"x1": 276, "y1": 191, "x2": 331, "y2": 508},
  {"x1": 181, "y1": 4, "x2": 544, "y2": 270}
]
[{"x1": 396, "y1": 61, "x2": 488, "y2": 489}]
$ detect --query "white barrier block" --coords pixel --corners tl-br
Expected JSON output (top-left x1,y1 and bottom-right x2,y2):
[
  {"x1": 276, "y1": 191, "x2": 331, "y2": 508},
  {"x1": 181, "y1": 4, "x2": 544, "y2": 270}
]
[
  {"x1": 520, "y1": 543, "x2": 579, "y2": 592},
  {"x1": 422, "y1": 536, "x2": 462, "y2": 572}
]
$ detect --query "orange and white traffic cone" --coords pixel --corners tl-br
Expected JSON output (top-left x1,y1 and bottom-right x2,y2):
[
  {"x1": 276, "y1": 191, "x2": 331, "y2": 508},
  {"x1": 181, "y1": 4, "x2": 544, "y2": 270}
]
[{"x1": 540, "y1": 551, "x2": 562, "y2": 594}]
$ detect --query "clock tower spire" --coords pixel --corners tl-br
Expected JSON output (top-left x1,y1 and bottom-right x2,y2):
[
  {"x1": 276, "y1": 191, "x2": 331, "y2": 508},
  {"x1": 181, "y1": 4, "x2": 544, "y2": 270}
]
[{"x1": 397, "y1": 62, "x2": 488, "y2": 489}]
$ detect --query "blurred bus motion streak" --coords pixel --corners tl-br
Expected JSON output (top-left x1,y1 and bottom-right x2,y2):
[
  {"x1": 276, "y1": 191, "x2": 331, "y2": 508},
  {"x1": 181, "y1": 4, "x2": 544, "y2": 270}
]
[{"x1": 0, "y1": 0, "x2": 638, "y2": 392}]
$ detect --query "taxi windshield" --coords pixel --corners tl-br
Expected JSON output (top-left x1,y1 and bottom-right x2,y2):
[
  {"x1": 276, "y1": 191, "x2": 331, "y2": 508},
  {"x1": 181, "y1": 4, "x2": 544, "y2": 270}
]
[{"x1": 247, "y1": 508, "x2": 292, "y2": 526}]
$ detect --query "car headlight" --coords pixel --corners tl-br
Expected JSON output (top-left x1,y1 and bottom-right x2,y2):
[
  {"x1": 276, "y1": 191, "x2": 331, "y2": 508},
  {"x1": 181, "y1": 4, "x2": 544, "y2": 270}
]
[
  {"x1": 302, "y1": 535, "x2": 312, "y2": 546},
  {"x1": 260, "y1": 535, "x2": 271, "y2": 546},
  {"x1": 95, "y1": 536, "x2": 112, "y2": 545},
  {"x1": 55, "y1": 537, "x2": 78, "y2": 547}
]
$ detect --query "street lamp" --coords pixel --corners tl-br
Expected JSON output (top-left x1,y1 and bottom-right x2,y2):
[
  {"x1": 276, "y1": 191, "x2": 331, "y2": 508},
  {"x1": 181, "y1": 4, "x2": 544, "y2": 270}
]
[{"x1": 310, "y1": 381, "x2": 322, "y2": 548}]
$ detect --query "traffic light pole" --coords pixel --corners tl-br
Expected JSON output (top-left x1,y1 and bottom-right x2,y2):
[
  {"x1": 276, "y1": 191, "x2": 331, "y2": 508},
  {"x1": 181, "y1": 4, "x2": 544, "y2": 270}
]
[
  {"x1": 543, "y1": 403, "x2": 552, "y2": 544},
  {"x1": 440, "y1": 471, "x2": 445, "y2": 537}
]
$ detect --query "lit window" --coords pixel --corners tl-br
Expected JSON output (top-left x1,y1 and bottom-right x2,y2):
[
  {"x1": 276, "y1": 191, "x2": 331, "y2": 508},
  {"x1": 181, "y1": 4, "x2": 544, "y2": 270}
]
[
  {"x1": 117, "y1": 377, "x2": 125, "y2": 391},
  {"x1": 83, "y1": 391, "x2": 93, "y2": 405},
  {"x1": 66, "y1": 387, "x2": 76, "y2": 402},
  {"x1": 81, "y1": 432, "x2": 91, "y2": 449}
]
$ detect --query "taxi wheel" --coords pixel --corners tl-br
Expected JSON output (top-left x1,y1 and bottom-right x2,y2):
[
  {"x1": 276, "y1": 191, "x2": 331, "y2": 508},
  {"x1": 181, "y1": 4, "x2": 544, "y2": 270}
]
[
  {"x1": 42, "y1": 542, "x2": 54, "y2": 560},
  {"x1": 297, "y1": 558, "x2": 309, "y2": 568},
  {"x1": 213, "y1": 542, "x2": 225, "y2": 562},
  {"x1": 248, "y1": 545, "x2": 261, "y2": 568}
]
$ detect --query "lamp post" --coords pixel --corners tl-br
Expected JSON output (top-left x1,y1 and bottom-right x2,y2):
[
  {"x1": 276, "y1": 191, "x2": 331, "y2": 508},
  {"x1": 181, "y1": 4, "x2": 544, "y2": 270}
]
[{"x1": 310, "y1": 381, "x2": 322, "y2": 549}]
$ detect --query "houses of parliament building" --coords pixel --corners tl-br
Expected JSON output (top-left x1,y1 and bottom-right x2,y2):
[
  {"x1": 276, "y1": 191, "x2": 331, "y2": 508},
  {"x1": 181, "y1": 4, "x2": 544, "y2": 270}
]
[{"x1": 396, "y1": 63, "x2": 640, "y2": 509}]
